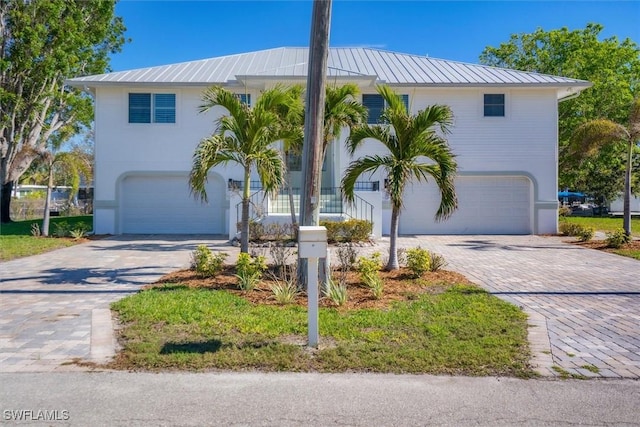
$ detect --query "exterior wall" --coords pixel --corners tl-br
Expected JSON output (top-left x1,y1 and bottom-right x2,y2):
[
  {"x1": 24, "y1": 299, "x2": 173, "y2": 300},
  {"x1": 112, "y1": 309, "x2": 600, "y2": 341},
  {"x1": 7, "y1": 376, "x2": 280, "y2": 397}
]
[
  {"x1": 340, "y1": 87, "x2": 560, "y2": 234},
  {"x1": 93, "y1": 85, "x2": 255, "y2": 234},
  {"x1": 93, "y1": 83, "x2": 560, "y2": 235}
]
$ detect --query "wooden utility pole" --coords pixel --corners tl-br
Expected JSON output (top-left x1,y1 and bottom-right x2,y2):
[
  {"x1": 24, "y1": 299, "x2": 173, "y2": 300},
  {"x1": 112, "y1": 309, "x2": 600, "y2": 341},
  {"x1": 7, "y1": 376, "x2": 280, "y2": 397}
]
[{"x1": 299, "y1": 0, "x2": 332, "y2": 228}]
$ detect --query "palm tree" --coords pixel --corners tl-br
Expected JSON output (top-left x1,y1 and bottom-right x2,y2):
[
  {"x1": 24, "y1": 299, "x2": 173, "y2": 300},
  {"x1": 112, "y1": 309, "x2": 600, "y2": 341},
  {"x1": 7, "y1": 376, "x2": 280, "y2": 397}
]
[
  {"x1": 341, "y1": 85, "x2": 458, "y2": 270},
  {"x1": 190, "y1": 86, "x2": 298, "y2": 253},
  {"x1": 40, "y1": 148, "x2": 92, "y2": 237},
  {"x1": 570, "y1": 97, "x2": 639, "y2": 236},
  {"x1": 322, "y1": 83, "x2": 368, "y2": 163}
]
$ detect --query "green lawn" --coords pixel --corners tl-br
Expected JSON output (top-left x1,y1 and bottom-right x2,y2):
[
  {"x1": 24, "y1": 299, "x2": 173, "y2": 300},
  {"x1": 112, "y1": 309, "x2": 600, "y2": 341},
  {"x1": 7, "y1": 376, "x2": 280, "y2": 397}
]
[
  {"x1": 560, "y1": 216, "x2": 640, "y2": 236},
  {"x1": 110, "y1": 283, "x2": 533, "y2": 377},
  {"x1": 0, "y1": 215, "x2": 93, "y2": 261}
]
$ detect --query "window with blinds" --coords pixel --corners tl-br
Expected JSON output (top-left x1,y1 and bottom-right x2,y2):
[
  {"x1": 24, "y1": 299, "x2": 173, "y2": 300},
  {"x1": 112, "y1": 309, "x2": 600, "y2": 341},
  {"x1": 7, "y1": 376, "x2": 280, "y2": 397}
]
[
  {"x1": 363, "y1": 94, "x2": 409, "y2": 124},
  {"x1": 483, "y1": 94, "x2": 505, "y2": 117},
  {"x1": 129, "y1": 93, "x2": 176, "y2": 123}
]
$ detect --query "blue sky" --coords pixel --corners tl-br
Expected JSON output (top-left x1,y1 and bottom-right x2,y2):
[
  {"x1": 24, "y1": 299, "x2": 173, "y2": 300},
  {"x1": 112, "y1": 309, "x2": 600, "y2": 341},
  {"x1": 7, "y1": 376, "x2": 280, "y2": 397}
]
[{"x1": 110, "y1": 1, "x2": 639, "y2": 71}]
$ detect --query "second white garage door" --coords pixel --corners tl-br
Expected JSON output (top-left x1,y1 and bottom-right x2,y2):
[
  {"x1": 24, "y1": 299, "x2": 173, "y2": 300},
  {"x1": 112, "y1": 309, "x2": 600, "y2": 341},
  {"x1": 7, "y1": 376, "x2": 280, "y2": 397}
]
[
  {"x1": 120, "y1": 174, "x2": 226, "y2": 234},
  {"x1": 399, "y1": 176, "x2": 532, "y2": 235}
]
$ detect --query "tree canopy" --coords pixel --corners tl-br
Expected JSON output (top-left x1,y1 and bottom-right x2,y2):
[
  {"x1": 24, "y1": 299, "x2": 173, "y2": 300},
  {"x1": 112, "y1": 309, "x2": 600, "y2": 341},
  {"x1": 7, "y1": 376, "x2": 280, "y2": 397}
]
[
  {"x1": 0, "y1": 0, "x2": 126, "y2": 222},
  {"x1": 480, "y1": 23, "x2": 640, "y2": 198}
]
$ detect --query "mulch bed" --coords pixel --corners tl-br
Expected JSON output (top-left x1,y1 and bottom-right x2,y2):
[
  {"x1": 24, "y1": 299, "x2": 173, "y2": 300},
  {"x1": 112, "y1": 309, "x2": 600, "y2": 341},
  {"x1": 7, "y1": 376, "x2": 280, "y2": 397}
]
[
  {"x1": 568, "y1": 239, "x2": 640, "y2": 254},
  {"x1": 150, "y1": 266, "x2": 475, "y2": 311}
]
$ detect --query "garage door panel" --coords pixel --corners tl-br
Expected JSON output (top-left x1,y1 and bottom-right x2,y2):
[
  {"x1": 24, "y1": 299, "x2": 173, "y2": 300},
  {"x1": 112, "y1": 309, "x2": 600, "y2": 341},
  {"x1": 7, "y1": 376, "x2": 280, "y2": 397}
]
[
  {"x1": 121, "y1": 174, "x2": 225, "y2": 234},
  {"x1": 399, "y1": 176, "x2": 531, "y2": 235}
]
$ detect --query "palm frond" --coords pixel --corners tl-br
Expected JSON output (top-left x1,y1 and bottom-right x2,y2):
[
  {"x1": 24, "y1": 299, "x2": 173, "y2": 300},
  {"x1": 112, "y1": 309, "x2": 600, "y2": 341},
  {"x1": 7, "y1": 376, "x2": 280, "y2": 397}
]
[
  {"x1": 341, "y1": 155, "x2": 390, "y2": 203},
  {"x1": 569, "y1": 119, "x2": 628, "y2": 160}
]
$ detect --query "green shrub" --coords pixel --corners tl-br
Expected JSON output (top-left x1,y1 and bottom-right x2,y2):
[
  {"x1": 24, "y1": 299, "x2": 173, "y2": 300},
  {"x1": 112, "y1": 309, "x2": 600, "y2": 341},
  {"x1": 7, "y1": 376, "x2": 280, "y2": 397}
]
[
  {"x1": 558, "y1": 206, "x2": 572, "y2": 217},
  {"x1": 576, "y1": 226, "x2": 595, "y2": 242},
  {"x1": 559, "y1": 221, "x2": 594, "y2": 240},
  {"x1": 53, "y1": 221, "x2": 70, "y2": 238},
  {"x1": 428, "y1": 252, "x2": 447, "y2": 272},
  {"x1": 319, "y1": 219, "x2": 372, "y2": 243},
  {"x1": 235, "y1": 253, "x2": 267, "y2": 291},
  {"x1": 406, "y1": 247, "x2": 431, "y2": 277},
  {"x1": 369, "y1": 274, "x2": 384, "y2": 299},
  {"x1": 191, "y1": 245, "x2": 227, "y2": 277},
  {"x1": 69, "y1": 222, "x2": 91, "y2": 240},
  {"x1": 356, "y1": 252, "x2": 382, "y2": 283},
  {"x1": 324, "y1": 277, "x2": 348, "y2": 306},
  {"x1": 605, "y1": 229, "x2": 631, "y2": 249}
]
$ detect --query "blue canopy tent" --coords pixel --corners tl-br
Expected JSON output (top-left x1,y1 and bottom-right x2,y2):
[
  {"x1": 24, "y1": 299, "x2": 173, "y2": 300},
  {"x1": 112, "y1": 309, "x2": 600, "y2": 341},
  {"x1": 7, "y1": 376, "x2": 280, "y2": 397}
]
[{"x1": 558, "y1": 191, "x2": 585, "y2": 198}]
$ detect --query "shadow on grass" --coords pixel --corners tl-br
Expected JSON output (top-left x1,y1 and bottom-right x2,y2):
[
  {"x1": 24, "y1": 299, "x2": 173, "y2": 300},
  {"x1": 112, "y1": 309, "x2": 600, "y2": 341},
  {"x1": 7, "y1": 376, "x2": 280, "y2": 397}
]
[{"x1": 160, "y1": 339, "x2": 223, "y2": 355}]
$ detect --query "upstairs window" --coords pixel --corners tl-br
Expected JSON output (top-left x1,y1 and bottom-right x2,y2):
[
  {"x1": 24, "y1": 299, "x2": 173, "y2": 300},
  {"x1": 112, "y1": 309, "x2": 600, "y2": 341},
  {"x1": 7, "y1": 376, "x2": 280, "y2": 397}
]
[
  {"x1": 235, "y1": 93, "x2": 251, "y2": 105},
  {"x1": 483, "y1": 94, "x2": 505, "y2": 117},
  {"x1": 363, "y1": 94, "x2": 409, "y2": 124},
  {"x1": 129, "y1": 93, "x2": 176, "y2": 123}
]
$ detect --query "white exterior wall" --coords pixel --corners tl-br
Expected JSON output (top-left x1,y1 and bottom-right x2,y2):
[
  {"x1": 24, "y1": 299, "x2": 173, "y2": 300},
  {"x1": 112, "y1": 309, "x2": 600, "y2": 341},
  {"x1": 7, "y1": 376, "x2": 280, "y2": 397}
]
[
  {"x1": 93, "y1": 84, "x2": 560, "y2": 235},
  {"x1": 340, "y1": 87, "x2": 560, "y2": 234},
  {"x1": 93, "y1": 86, "x2": 256, "y2": 234}
]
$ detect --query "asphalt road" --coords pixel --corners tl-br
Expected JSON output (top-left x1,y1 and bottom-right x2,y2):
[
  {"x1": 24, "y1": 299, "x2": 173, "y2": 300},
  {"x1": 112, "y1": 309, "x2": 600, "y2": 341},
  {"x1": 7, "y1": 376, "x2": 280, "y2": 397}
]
[{"x1": 1, "y1": 372, "x2": 639, "y2": 426}]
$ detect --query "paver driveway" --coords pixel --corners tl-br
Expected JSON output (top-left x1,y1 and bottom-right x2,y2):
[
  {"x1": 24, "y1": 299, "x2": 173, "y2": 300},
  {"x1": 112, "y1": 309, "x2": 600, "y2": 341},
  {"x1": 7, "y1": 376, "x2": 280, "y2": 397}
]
[
  {"x1": 398, "y1": 235, "x2": 640, "y2": 378},
  {"x1": 2, "y1": 234, "x2": 638, "y2": 378},
  {"x1": 0, "y1": 235, "x2": 230, "y2": 372}
]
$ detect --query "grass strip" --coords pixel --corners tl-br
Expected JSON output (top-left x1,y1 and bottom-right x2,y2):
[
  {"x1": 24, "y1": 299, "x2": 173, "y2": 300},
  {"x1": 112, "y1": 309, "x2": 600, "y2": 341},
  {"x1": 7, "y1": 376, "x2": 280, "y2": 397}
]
[{"x1": 111, "y1": 284, "x2": 533, "y2": 377}]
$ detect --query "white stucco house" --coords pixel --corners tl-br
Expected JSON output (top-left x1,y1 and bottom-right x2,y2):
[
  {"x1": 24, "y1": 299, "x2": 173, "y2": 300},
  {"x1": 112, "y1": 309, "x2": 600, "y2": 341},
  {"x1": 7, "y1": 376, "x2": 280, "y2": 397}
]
[{"x1": 66, "y1": 47, "x2": 590, "y2": 237}]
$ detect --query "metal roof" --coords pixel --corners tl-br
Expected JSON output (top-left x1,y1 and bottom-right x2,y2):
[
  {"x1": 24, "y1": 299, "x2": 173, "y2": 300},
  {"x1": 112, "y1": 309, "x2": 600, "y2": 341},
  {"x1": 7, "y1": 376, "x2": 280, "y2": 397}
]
[{"x1": 66, "y1": 47, "x2": 590, "y2": 91}]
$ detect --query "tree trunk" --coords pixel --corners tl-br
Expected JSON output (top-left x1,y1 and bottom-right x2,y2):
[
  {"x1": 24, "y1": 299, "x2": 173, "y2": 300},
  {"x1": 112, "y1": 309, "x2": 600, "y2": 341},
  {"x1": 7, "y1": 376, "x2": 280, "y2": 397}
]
[
  {"x1": 385, "y1": 205, "x2": 400, "y2": 270},
  {"x1": 286, "y1": 168, "x2": 298, "y2": 230},
  {"x1": 623, "y1": 138, "x2": 633, "y2": 236},
  {"x1": 240, "y1": 166, "x2": 251, "y2": 253},
  {"x1": 297, "y1": 0, "x2": 332, "y2": 289},
  {"x1": 42, "y1": 167, "x2": 54, "y2": 237},
  {"x1": 1, "y1": 181, "x2": 14, "y2": 223}
]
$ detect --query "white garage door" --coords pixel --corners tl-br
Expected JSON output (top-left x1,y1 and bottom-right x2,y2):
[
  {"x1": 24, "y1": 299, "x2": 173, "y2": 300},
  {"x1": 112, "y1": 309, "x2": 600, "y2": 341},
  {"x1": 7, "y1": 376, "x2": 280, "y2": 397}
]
[
  {"x1": 120, "y1": 174, "x2": 225, "y2": 234},
  {"x1": 399, "y1": 176, "x2": 531, "y2": 235}
]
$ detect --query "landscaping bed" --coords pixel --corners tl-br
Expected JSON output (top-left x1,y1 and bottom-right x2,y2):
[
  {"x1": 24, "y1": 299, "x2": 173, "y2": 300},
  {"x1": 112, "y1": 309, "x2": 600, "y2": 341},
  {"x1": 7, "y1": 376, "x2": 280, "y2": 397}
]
[{"x1": 110, "y1": 259, "x2": 533, "y2": 377}]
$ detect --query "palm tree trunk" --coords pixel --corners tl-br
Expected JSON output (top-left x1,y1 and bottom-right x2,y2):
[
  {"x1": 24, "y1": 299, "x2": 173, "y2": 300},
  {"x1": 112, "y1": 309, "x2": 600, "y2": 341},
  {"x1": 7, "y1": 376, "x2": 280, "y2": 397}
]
[
  {"x1": 42, "y1": 166, "x2": 54, "y2": 237},
  {"x1": 623, "y1": 138, "x2": 633, "y2": 236},
  {"x1": 286, "y1": 168, "x2": 297, "y2": 229},
  {"x1": 386, "y1": 204, "x2": 400, "y2": 270},
  {"x1": 241, "y1": 166, "x2": 251, "y2": 253}
]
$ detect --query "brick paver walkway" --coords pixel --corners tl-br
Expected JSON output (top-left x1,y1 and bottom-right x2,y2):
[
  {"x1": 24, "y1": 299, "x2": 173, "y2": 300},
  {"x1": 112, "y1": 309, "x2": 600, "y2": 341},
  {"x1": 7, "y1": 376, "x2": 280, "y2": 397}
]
[
  {"x1": 0, "y1": 236, "x2": 230, "y2": 372},
  {"x1": 394, "y1": 235, "x2": 640, "y2": 378}
]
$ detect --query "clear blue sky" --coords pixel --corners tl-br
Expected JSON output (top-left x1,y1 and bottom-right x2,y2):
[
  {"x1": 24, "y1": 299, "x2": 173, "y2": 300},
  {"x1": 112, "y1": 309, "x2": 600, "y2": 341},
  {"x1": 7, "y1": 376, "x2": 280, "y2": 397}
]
[{"x1": 110, "y1": 1, "x2": 639, "y2": 71}]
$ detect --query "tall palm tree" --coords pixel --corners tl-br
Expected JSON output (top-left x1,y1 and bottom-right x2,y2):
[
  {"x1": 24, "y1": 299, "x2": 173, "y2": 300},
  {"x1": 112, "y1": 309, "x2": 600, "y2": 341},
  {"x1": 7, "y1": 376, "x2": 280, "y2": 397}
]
[
  {"x1": 570, "y1": 97, "x2": 639, "y2": 236},
  {"x1": 341, "y1": 85, "x2": 458, "y2": 270},
  {"x1": 190, "y1": 86, "x2": 298, "y2": 253}
]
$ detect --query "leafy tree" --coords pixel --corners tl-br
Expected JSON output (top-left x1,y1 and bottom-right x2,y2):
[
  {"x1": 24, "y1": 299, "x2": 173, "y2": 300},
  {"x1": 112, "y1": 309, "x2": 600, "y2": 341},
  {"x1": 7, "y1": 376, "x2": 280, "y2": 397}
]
[
  {"x1": 190, "y1": 86, "x2": 299, "y2": 253},
  {"x1": 569, "y1": 98, "x2": 640, "y2": 236},
  {"x1": 341, "y1": 85, "x2": 458, "y2": 270},
  {"x1": 479, "y1": 23, "x2": 640, "y2": 193},
  {"x1": 0, "y1": 0, "x2": 126, "y2": 223}
]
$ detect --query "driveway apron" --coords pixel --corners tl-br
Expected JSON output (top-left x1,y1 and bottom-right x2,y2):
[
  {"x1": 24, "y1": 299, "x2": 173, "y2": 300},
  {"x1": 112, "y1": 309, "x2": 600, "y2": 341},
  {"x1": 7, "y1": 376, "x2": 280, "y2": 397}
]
[
  {"x1": 397, "y1": 235, "x2": 640, "y2": 378},
  {"x1": 0, "y1": 235, "x2": 230, "y2": 372}
]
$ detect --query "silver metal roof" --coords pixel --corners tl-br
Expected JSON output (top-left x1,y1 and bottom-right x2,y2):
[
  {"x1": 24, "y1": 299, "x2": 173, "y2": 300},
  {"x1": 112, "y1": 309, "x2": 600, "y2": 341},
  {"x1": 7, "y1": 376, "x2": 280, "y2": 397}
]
[{"x1": 67, "y1": 47, "x2": 590, "y2": 91}]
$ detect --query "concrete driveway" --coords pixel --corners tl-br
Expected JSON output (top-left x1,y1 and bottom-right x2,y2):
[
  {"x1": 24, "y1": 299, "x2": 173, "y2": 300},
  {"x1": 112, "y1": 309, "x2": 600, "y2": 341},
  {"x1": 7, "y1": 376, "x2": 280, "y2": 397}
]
[
  {"x1": 0, "y1": 235, "x2": 231, "y2": 372},
  {"x1": 396, "y1": 235, "x2": 640, "y2": 378}
]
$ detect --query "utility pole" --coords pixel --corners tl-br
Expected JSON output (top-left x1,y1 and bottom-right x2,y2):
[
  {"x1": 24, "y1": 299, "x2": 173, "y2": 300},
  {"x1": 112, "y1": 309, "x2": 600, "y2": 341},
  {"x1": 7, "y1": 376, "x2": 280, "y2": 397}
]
[
  {"x1": 298, "y1": 0, "x2": 332, "y2": 289},
  {"x1": 299, "y1": 0, "x2": 332, "y2": 228}
]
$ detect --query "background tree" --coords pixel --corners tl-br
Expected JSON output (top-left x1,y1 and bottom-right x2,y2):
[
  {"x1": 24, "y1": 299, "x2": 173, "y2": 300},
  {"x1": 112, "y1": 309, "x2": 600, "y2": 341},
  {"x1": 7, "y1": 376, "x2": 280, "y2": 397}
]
[
  {"x1": 569, "y1": 98, "x2": 640, "y2": 235},
  {"x1": 479, "y1": 23, "x2": 640, "y2": 196},
  {"x1": 190, "y1": 86, "x2": 298, "y2": 253},
  {"x1": 0, "y1": 0, "x2": 126, "y2": 223},
  {"x1": 341, "y1": 85, "x2": 458, "y2": 270}
]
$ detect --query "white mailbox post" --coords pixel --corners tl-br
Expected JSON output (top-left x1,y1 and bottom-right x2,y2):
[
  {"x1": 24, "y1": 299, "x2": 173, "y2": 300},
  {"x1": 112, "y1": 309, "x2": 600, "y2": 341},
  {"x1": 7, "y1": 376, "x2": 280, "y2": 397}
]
[{"x1": 298, "y1": 226, "x2": 327, "y2": 348}]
